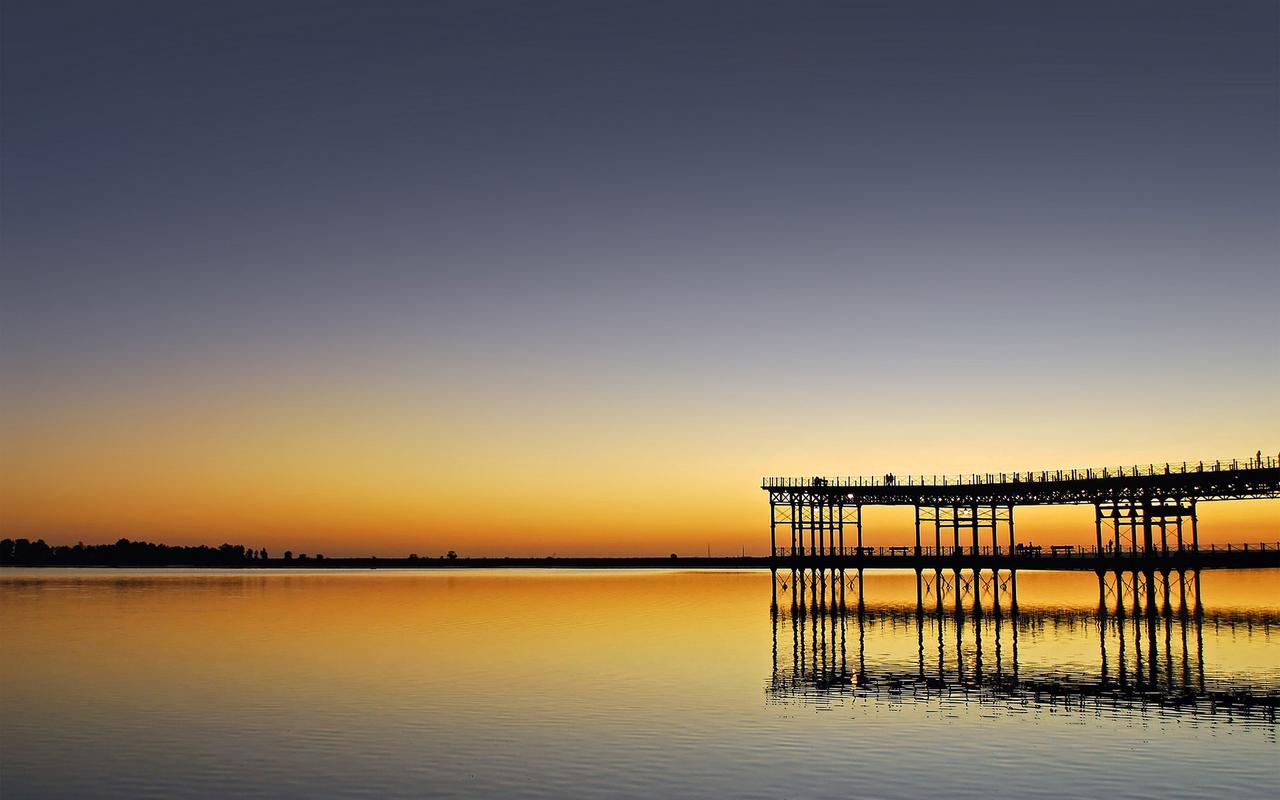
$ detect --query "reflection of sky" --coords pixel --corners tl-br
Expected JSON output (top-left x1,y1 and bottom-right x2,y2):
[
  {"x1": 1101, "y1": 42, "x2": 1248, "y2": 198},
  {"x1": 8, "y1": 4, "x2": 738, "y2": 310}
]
[
  {"x1": 1, "y1": 570, "x2": 1277, "y2": 797},
  {"x1": 3, "y1": 2, "x2": 1277, "y2": 553}
]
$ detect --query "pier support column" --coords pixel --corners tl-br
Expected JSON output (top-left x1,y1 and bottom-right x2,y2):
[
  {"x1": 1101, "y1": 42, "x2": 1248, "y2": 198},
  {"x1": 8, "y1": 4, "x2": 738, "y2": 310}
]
[
  {"x1": 1112, "y1": 505, "x2": 1122, "y2": 554},
  {"x1": 971, "y1": 502, "x2": 980, "y2": 554},
  {"x1": 769, "y1": 497, "x2": 777, "y2": 559},
  {"x1": 934, "y1": 505, "x2": 941, "y2": 553},
  {"x1": 914, "y1": 506, "x2": 922, "y2": 557},
  {"x1": 856, "y1": 504, "x2": 863, "y2": 555},
  {"x1": 815, "y1": 502, "x2": 823, "y2": 558},
  {"x1": 828, "y1": 501, "x2": 835, "y2": 557},
  {"x1": 791, "y1": 499, "x2": 800, "y2": 556},
  {"x1": 837, "y1": 502, "x2": 845, "y2": 556},
  {"x1": 1190, "y1": 501, "x2": 1199, "y2": 552},
  {"x1": 952, "y1": 505, "x2": 961, "y2": 554},
  {"x1": 1094, "y1": 504, "x2": 1103, "y2": 554},
  {"x1": 823, "y1": 501, "x2": 832, "y2": 557},
  {"x1": 1142, "y1": 504, "x2": 1154, "y2": 556},
  {"x1": 809, "y1": 502, "x2": 816, "y2": 558}
]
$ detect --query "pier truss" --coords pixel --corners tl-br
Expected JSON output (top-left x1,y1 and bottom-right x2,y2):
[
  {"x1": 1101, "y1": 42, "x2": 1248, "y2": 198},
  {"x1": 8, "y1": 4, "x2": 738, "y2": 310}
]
[{"x1": 765, "y1": 457, "x2": 1280, "y2": 572}]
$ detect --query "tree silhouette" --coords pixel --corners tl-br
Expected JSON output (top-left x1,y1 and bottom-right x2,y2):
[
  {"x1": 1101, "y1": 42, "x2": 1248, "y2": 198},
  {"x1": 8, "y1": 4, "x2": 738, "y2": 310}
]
[{"x1": 0, "y1": 537, "x2": 264, "y2": 566}]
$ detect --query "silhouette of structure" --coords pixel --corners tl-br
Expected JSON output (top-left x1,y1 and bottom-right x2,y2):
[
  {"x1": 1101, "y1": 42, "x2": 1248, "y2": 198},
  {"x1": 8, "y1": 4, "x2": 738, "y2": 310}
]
[
  {"x1": 762, "y1": 457, "x2": 1280, "y2": 574},
  {"x1": 767, "y1": 568, "x2": 1279, "y2": 724}
]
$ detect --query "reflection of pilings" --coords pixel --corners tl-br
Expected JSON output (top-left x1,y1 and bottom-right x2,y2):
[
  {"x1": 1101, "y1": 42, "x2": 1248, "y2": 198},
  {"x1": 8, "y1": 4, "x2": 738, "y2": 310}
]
[
  {"x1": 1196, "y1": 614, "x2": 1205, "y2": 691},
  {"x1": 1132, "y1": 613, "x2": 1144, "y2": 687},
  {"x1": 1117, "y1": 605, "x2": 1128, "y2": 688},
  {"x1": 994, "y1": 600, "x2": 1004, "y2": 681},
  {"x1": 917, "y1": 603, "x2": 926, "y2": 678},
  {"x1": 974, "y1": 597, "x2": 985, "y2": 686},
  {"x1": 768, "y1": 579, "x2": 1279, "y2": 720},
  {"x1": 1180, "y1": 607, "x2": 1191, "y2": 690},
  {"x1": 1146, "y1": 604, "x2": 1158, "y2": 687},
  {"x1": 1097, "y1": 571, "x2": 1110, "y2": 687},
  {"x1": 1011, "y1": 603, "x2": 1020, "y2": 681},
  {"x1": 1099, "y1": 609, "x2": 1109, "y2": 686},
  {"x1": 857, "y1": 597, "x2": 866, "y2": 683}
]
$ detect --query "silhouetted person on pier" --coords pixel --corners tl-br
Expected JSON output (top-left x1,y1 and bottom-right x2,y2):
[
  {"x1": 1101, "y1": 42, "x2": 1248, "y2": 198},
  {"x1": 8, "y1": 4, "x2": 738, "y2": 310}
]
[{"x1": 885, "y1": 473, "x2": 895, "y2": 486}]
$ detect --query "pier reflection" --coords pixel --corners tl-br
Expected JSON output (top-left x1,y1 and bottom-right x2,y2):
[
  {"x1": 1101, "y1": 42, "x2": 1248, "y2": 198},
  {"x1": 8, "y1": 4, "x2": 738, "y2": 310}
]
[{"x1": 767, "y1": 568, "x2": 1279, "y2": 726}]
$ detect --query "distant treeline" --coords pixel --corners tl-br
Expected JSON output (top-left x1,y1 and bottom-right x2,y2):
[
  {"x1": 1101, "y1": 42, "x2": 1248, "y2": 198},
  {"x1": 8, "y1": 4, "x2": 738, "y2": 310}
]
[{"x1": 1, "y1": 538, "x2": 274, "y2": 566}]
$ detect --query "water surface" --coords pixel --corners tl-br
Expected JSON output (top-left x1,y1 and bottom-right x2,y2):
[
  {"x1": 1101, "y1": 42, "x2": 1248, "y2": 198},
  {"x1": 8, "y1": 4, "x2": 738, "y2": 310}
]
[{"x1": 2, "y1": 568, "x2": 1277, "y2": 798}]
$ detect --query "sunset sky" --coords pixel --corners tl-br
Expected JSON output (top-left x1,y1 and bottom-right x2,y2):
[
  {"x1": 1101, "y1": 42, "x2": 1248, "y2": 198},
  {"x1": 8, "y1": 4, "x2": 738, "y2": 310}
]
[{"x1": 3, "y1": 1, "x2": 1277, "y2": 556}]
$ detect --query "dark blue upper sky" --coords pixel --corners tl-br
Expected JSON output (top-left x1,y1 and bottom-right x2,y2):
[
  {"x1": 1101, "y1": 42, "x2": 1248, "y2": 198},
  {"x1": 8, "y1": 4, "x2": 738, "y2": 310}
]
[{"x1": 2, "y1": 1, "x2": 1277, "y2": 548}]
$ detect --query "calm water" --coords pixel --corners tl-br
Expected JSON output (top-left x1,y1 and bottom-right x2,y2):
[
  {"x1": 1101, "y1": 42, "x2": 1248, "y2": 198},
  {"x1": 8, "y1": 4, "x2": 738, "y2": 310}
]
[{"x1": 2, "y1": 568, "x2": 1277, "y2": 799}]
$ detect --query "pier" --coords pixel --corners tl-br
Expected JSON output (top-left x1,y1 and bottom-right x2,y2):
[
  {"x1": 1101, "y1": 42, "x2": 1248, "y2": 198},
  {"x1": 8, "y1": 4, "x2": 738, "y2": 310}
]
[{"x1": 762, "y1": 456, "x2": 1280, "y2": 570}]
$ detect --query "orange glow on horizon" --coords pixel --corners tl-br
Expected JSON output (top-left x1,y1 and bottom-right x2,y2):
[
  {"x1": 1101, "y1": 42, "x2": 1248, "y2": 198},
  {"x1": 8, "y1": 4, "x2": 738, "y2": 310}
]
[{"x1": 2, "y1": 379, "x2": 1277, "y2": 555}]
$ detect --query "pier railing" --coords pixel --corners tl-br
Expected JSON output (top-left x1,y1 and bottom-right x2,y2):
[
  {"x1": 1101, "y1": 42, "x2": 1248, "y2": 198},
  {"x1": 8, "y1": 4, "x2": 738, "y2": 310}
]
[{"x1": 762, "y1": 455, "x2": 1278, "y2": 490}]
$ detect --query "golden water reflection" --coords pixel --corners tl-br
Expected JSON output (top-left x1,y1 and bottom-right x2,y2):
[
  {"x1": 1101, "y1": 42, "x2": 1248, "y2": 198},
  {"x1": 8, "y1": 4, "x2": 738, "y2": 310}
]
[{"x1": 1, "y1": 568, "x2": 1277, "y2": 798}]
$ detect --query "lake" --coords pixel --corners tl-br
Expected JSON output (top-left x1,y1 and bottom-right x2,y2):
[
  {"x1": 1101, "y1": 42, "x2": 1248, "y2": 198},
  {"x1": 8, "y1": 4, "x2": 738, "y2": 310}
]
[{"x1": 2, "y1": 568, "x2": 1277, "y2": 798}]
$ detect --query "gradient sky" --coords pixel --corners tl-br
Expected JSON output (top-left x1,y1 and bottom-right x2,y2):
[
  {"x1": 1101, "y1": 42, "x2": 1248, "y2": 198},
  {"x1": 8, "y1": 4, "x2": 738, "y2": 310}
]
[{"x1": 2, "y1": 1, "x2": 1277, "y2": 555}]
